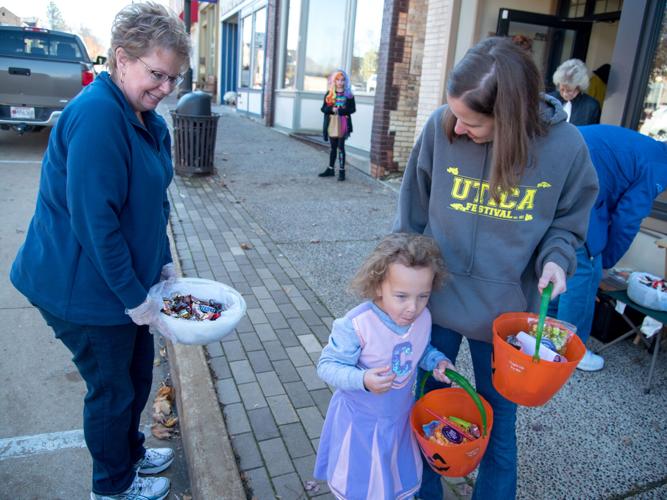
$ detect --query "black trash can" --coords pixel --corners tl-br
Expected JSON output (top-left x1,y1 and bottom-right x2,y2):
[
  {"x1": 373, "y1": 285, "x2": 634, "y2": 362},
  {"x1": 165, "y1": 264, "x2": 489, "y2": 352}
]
[{"x1": 171, "y1": 91, "x2": 220, "y2": 176}]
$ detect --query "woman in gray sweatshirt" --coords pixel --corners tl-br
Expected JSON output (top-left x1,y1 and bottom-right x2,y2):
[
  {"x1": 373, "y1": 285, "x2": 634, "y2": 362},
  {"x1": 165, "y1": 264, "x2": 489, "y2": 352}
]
[{"x1": 394, "y1": 37, "x2": 599, "y2": 499}]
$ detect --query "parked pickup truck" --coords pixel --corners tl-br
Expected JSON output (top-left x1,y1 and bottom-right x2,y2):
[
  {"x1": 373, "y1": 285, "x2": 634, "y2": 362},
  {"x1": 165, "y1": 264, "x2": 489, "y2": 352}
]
[{"x1": 0, "y1": 25, "x2": 104, "y2": 134}]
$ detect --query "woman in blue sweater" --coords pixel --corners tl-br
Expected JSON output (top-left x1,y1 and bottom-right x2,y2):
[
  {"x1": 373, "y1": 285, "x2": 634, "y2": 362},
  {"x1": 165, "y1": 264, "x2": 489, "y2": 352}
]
[{"x1": 10, "y1": 3, "x2": 190, "y2": 499}]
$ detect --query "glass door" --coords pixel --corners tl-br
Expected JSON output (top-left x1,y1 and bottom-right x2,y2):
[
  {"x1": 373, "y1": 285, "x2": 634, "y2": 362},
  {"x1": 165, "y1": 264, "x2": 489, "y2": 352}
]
[{"x1": 496, "y1": 9, "x2": 593, "y2": 91}]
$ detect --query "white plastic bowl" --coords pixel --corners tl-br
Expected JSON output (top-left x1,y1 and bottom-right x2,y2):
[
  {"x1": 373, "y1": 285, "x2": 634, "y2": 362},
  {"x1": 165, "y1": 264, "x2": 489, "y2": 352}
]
[{"x1": 149, "y1": 277, "x2": 247, "y2": 344}]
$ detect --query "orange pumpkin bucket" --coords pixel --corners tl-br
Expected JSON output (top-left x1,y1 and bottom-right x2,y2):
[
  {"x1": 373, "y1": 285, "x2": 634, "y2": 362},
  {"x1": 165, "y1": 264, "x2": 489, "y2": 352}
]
[
  {"x1": 492, "y1": 283, "x2": 586, "y2": 407},
  {"x1": 410, "y1": 370, "x2": 494, "y2": 477}
]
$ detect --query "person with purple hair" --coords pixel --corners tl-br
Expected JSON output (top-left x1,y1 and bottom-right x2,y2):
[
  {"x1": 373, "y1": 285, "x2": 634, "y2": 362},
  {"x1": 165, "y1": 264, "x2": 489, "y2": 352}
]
[{"x1": 318, "y1": 69, "x2": 356, "y2": 181}]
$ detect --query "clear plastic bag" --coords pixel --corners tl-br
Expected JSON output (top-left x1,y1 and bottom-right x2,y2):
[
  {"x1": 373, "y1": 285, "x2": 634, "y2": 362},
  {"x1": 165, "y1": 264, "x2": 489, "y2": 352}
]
[
  {"x1": 525, "y1": 317, "x2": 576, "y2": 355},
  {"x1": 148, "y1": 278, "x2": 246, "y2": 345},
  {"x1": 627, "y1": 272, "x2": 667, "y2": 312}
]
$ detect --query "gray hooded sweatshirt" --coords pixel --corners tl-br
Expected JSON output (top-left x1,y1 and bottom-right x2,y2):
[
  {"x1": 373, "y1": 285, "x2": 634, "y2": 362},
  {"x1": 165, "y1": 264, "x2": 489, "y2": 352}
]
[{"x1": 393, "y1": 96, "x2": 599, "y2": 343}]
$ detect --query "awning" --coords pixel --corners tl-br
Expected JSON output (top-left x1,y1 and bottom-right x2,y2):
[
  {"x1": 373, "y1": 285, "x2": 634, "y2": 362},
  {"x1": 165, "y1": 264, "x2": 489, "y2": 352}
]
[{"x1": 179, "y1": 0, "x2": 199, "y2": 24}]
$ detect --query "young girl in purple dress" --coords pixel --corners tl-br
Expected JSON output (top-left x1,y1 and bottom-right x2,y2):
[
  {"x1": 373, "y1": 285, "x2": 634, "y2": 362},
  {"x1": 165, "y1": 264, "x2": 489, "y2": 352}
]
[{"x1": 314, "y1": 233, "x2": 454, "y2": 499}]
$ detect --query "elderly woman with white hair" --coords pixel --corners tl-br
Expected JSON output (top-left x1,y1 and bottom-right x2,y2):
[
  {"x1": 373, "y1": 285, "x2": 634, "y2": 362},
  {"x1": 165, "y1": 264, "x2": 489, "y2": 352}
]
[{"x1": 550, "y1": 58, "x2": 601, "y2": 126}]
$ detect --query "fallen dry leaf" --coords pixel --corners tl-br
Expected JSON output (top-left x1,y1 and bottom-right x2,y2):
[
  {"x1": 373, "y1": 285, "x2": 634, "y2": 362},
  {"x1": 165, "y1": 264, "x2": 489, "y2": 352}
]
[
  {"x1": 163, "y1": 416, "x2": 179, "y2": 428},
  {"x1": 151, "y1": 423, "x2": 173, "y2": 440},
  {"x1": 156, "y1": 385, "x2": 174, "y2": 401},
  {"x1": 150, "y1": 381, "x2": 178, "y2": 440},
  {"x1": 153, "y1": 398, "x2": 171, "y2": 418}
]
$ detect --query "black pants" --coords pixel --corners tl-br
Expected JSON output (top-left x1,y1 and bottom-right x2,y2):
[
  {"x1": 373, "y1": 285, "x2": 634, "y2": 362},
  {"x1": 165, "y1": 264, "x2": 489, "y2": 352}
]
[{"x1": 329, "y1": 137, "x2": 345, "y2": 169}]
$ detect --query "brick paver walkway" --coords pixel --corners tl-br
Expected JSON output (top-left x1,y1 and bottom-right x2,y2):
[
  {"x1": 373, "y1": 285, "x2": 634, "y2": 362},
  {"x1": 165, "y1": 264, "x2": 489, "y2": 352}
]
[{"x1": 169, "y1": 175, "x2": 336, "y2": 499}]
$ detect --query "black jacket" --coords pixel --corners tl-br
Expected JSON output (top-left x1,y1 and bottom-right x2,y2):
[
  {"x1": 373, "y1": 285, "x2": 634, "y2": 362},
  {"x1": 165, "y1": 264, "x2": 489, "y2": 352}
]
[
  {"x1": 321, "y1": 93, "x2": 356, "y2": 141},
  {"x1": 549, "y1": 90, "x2": 601, "y2": 126}
]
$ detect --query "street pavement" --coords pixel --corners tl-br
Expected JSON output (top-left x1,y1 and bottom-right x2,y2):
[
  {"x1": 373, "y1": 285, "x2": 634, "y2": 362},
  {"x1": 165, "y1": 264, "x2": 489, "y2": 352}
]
[
  {"x1": 0, "y1": 128, "x2": 190, "y2": 499},
  {"x1": 159, "y1": 97, "x2": 667, "y2": 499}
]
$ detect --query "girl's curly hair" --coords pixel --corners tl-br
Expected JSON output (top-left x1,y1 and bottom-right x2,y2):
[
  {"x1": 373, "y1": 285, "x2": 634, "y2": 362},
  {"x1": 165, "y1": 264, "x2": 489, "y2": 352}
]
[{"x1": 349, "y1": 233, "x2": 447, "y2": 299}]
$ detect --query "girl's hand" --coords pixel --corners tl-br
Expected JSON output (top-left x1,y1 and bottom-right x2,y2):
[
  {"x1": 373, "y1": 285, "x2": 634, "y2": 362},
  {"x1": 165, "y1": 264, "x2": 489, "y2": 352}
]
[
  {"x1": 332, "y1": 107, "x2": 338, "y2": 114},
  {"x1": 432, "y1": 359, "x2": 455, "y2": 384},
  {"x1": 363, "y1": 366, "x2": 396, "y2": 394},
  {"x1": 538, "y1": 261, "x2": 566, "y2": 299}
]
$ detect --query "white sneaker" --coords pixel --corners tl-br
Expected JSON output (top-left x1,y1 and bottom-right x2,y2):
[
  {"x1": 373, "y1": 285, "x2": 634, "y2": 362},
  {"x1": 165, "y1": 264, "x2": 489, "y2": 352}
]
[
  {"x1": 90, "y1": 475, "x2": 170, "y2": 500},
  {"x1": 577, "y1": 349, "x2": 605, "y2": 371},
  {"x1": 135, "y1": 448, "x2": 175, "y2": 474}
]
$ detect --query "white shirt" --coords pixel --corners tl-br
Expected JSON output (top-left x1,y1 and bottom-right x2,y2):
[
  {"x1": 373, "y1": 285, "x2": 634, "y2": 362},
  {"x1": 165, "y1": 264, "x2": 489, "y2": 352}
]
[{"x1": 563, "y1": 100, "x2": 572, "y2": 122}]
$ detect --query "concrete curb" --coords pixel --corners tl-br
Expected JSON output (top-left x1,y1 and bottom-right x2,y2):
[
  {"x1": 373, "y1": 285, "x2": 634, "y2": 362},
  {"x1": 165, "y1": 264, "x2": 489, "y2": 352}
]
[
  {"x1": 166, "y1": 225, "x2": 245, "y2": 500},
  {"x1": 167, "y1": 342, "x2": 245, "y2": 499}
]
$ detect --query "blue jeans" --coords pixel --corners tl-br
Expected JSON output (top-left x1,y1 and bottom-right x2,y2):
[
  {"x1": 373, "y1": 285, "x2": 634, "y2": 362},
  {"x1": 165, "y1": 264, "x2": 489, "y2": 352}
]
[
  {"x1": 37, "y1": 307, "x2": 154, "y2": 495},
  {"x1": 556, "y1": 247, "x2": 602, "y2": 344},
  {"x1": 418, "y1": 325, "x2": 518, "y2": 500}
]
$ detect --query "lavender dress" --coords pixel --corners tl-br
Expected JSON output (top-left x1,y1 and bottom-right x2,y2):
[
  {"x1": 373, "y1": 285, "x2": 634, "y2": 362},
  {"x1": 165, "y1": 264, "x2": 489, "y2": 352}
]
[{"x1": 314, "y1": 303, "x2": 431, "y2": 500}]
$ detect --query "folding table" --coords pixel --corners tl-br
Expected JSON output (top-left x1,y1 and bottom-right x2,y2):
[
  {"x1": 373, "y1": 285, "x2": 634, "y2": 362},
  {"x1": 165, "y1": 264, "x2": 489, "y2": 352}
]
[{"x1": 596, "y1": 288, "x2": 666, "y2": 393}]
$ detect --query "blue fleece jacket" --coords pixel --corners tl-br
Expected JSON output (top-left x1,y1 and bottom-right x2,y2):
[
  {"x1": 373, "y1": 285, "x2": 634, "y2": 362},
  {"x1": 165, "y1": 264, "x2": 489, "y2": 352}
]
[
  {"x1": 579, "y1": 125, "x2": 667, "y2": 268},
  {"x1": 10, "y1": 72, "x2": 173, "y2": 325}
]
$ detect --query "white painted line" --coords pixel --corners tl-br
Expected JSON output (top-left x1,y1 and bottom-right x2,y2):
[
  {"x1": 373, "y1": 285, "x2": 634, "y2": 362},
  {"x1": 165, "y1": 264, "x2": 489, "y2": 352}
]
[
  {"x1": 0, "y1": 160, "x2": 42, "y2": 164},
  {"x1": 0, "y1": 429, "x2": 86, "y2": 460},
  {"x1": 0, "y1": 424, "x2": 153, "y2": 460}
]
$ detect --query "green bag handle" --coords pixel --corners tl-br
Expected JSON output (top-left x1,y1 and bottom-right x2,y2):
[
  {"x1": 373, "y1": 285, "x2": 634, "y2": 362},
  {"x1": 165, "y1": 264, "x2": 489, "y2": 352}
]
[
  {"x1": 418, "y1": 368, "x2": 488, "y2": 437},
  {"x1": 533, "y1": 282, "x2": 554, "y2": 363}
]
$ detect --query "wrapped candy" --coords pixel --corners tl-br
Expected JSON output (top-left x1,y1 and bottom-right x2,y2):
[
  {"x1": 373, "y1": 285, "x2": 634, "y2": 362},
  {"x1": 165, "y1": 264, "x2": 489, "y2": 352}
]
[
  {"x1": 527, "y1": 318, "x2": 574, "y2": 355},
  {"x1": 161, "y1": 293, "x2": 226, "y2": 321},
  {"x1": 422, "y1": 416, "x2": 480, "y2": 446}
]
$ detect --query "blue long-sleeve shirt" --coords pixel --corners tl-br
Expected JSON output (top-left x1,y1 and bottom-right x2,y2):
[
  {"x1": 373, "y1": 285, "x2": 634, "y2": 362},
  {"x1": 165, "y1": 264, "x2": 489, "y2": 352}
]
[
  {"x1": 10, "y1": 72, "x2": 173, "y2": 325},
  {"x1": 317, "y1": 302, "x2": 447, "y2": 391},
  {"x1": 579, "y1": 125, "x2": 667, "y2": 268}
]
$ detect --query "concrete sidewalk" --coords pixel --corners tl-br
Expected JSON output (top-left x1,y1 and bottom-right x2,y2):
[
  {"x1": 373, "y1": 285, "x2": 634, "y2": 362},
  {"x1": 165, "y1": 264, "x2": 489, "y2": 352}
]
[{"x1": 160, "y1": 98, "x2": 667, "y2": 500}]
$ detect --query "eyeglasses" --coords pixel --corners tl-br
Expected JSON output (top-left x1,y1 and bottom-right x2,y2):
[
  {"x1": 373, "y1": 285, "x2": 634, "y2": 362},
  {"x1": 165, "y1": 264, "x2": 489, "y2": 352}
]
[{"x1": 137, "y1": 57, "x2": 184, "y2": 87}]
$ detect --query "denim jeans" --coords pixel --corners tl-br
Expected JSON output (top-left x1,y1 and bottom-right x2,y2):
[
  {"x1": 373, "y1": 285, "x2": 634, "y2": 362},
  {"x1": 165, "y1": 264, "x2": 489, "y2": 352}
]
[
  {"x1": 37, "y1": 307, "x2": 154, "y2": 495},
  {"x1": 556, "y1": 247, "x2": 603, "y2": 344},
  {"x1": 418, "y1": 325, "x2": 518, "y2": 500}
]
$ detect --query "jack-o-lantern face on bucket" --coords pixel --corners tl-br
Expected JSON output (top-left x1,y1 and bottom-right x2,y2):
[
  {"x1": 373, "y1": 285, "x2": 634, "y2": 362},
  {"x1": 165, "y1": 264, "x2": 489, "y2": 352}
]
[{"x1": 425, "y1": 452, "x2": 450, "y2": 473}]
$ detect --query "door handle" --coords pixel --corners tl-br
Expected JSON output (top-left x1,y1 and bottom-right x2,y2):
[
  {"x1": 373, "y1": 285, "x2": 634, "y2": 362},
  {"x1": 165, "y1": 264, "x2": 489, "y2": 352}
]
[{"x1": 9, "y1": 67, "x2": 31, "y2": 76}]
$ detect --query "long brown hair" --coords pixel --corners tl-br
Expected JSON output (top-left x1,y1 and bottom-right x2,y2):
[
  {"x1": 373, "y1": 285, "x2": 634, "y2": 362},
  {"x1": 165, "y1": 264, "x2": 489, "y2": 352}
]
[
  {"x1": 349, "y1": 233, "x2": 447, "y2": 300},
  {"x1": 444, "y1": 37, "x2": 547, "y2": 197}
]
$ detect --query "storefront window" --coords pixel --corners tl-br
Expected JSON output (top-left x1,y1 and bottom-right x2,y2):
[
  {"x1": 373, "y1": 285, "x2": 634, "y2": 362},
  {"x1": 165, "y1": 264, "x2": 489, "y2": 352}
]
[
  {"x1": 240, "y1": 15, "x2": 252, "y2": 88},
  {"x1": 350, "y1": 0, "x2": 382, "y2": 95},
  {"x1": 594, "y1": 0, "x2": 623, "y2": 14},
  {"x1": 282, "y1": 0, "x2": 301, "y2": 89},
  {"x1": 568, "y1": 0, "x2": 623, "y2": 17},
  {"x1": 253, "y1": 8, "x2": 266, "y2": 89},
  {"x1": 568, "y1": 1, "x2": 586, "y2": 18},
  {"x1": 637, "y1": 6, "x2": 667, "y2": 218},
  {"x1": 638, "y1": 8, "x2": 667, "y2": 140},
  {"x1": 303, "y1": 0, "x2": 345, "y2": 92}
]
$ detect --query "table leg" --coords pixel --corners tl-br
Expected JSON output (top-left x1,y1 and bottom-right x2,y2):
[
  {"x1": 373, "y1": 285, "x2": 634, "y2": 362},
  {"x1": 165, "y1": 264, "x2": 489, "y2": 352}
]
[
  {"x1": 645, "y1": 329, "x2": 662, "y2": 394},
  {"x1": 596, "y1": 311, "x2": 642, "y2": 353}
]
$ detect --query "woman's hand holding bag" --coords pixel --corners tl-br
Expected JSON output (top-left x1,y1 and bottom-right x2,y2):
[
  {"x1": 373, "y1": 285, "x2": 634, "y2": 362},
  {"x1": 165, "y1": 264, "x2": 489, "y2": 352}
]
[{"x1": 126, "y1": 297, "x2": 177, "y2": 341}]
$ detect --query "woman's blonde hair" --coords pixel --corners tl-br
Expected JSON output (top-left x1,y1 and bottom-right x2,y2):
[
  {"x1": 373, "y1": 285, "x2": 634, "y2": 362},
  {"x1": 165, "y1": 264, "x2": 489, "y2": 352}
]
[
  {"x1": 349, "y1": 233, "x2": 447, "y2": 299},
  {"x1": 108, "y1": 2, "x2": 191, "y2": 74}
]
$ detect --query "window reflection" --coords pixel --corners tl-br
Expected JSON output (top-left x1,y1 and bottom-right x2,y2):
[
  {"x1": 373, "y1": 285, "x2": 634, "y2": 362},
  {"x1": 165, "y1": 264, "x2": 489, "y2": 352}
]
[
  {"x1": 283, "y1": 0, "x2": 301, "y2": 89},
  {"x1": 350, "y1": 0, "x2": 382, "y2": 95},
  {"x1": 240, "y1": 15, "x2": 252, "y2": 88},
  {"x1": 638, "y1": 8, "x2": 667, "y2": 140},
  {"x1": 304, "y1": 0, "x2": 344, "y2": 92},
  {"x1": 253, "y1": 8, "x2": 266, "y2": 89}
]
